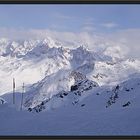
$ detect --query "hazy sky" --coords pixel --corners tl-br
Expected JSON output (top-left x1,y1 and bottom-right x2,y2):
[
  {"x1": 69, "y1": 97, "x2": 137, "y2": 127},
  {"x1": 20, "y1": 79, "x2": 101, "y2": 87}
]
[{"x1": 0, "y1": 4, "x2": 140, "y2": 32}]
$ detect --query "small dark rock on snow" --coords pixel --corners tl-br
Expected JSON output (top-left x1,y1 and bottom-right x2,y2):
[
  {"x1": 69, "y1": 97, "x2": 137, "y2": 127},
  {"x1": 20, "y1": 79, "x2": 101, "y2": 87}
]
[
  {"x1": 81, "y1": 104, "x2": 85, "y2": 107},
  {"x1": 122, "y1": 101, "x2": 131, "y2": 107}
]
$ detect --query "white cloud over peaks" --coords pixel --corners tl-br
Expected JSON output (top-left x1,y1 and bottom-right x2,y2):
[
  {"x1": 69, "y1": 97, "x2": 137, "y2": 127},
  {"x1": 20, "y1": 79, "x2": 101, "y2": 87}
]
[
  {"x1": 0, "y1": 27, "x2": 140, "y2": 58},
  {"x1": 107, "y1": 29, "x2": 140, "y2": 58},
  {"x1": 0, "y1": 27, "x2": 99, "y2": 48}
]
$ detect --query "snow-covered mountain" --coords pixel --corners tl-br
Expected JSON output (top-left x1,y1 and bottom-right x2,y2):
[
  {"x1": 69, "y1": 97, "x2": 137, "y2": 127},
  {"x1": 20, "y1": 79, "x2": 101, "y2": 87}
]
[{"x1": 0, "y1": 36, "x2": 140, "y2": 135}]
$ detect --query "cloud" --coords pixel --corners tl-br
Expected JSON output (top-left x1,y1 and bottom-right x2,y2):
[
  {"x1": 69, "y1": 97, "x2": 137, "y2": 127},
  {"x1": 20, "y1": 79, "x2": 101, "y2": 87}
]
[
  {"x1": 53, "y1": 13, "x2": 76, "y2": 20},
  {"x1": 81, "y1": 18, "x2": 96, "y2": 32},
  {"x1": 49, "y1": 24, "x2": 69, "y2": 31},
  {"x1": 0, "y1": 27, "x2": 96, "y2": 47},
  {"x1": 82, "y1": 26, "x2": 95, "y2": 32},
  {"x1": 101, "y1": 22, "x2": 118, "y2": 28},
  {"x1": 0, "y1": 27, "x2": 140, "y2": 58},
  {"x1": 83, "y1": 17, "x2": 94, "y2": 26},
  {"x1": 0, "y1": 27, "x2": 48, "y2": 40},
  {"x1": 106, "y1": 28, "x2": 140, "y2": 58}
]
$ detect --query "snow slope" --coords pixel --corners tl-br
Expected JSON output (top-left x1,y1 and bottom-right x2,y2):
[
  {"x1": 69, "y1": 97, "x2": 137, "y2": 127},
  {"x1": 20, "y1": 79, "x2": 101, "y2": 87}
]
[{"x1": 1, "y1": 77, "x2": 140, "y2": 135}]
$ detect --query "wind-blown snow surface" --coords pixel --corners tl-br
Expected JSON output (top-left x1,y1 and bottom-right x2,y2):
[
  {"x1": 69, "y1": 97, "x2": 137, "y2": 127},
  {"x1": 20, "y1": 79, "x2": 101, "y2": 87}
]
[{"x1": 0, "y1": 37, "x2": 140, "y2": 135}]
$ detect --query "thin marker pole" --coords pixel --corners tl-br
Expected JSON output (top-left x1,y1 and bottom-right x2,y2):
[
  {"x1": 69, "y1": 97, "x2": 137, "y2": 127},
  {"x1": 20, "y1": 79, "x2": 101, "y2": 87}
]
[
  {"x1": 20, "y1": 83, "x2": 25, "y2": 111},
  {"x1": 13, "y1": 78, "x2": 15, "y2": 104}
]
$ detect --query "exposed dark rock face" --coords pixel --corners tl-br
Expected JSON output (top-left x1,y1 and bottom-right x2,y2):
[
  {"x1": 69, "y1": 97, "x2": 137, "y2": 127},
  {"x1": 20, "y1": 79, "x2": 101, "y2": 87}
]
[
  {"x1": 70, "y1": 79, "x2": 98, "y2": 94},
  {"x1": 71, "y1": 85, "x2": 78, "y2": 91},
  {"x1": 26, "y1": 71, "x2": 98, "y2": 113},
  {"x1": 81, "y1": 104, "x2": 85, "y2": 107},
  {"x1": 0, "y1": 98, "x2": 6, "y2": 105},
  {"x1": 122, "y1": 101, "x2": 131, "y2": 107},
  {"x1": 106, "y1": 85, "x2": 119, "y2": 108}
]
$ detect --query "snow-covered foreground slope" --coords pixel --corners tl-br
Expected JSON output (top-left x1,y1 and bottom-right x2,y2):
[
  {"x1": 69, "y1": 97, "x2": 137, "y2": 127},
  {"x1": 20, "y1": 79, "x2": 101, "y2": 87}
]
[
  {"x1": 0, "y1": 37, "x2": 140, "y2": 135},
  {"x1": 1, "y1": 77, "x2": 140, "y2": 135}
]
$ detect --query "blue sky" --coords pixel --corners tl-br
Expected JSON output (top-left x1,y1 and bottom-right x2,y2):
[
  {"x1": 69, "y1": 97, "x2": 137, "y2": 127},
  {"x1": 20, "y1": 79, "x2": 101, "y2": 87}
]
[{"x1": 0, "y1": 4, "x2": 140, "y2": 33}]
